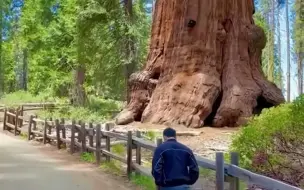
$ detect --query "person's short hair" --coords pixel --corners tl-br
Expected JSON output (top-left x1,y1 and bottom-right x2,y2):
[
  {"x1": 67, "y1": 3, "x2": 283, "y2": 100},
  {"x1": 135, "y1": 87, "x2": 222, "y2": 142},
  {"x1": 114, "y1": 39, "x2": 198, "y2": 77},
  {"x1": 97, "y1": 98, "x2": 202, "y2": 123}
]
[{"x1": 163, "y1": 127, "x2": 176, "y2": 138}]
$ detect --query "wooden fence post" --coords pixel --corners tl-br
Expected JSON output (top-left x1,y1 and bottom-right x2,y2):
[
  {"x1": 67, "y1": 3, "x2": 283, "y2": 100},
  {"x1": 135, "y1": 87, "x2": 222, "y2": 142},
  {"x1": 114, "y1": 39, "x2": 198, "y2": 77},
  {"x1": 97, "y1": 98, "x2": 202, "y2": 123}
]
[
  {"x1": 81, "y1": 123, "x2": 86, "y2": 153},
  {"x1": 43, "y1": 119, "x2": 47, "y2": 144},
  {"x1": 155, "y1": 138, "x2": 163, "y2": 190},
  {"x1": 95, "y1": 124, "x2": 101, "y2": 165},
  {"x1": 48, "y1": 117, "x2": 52, "y2": 134},
  {"x1": 20, "y1": 105, "x2": 24, "y2": 126},
  {"x1": 14, "y1": 110, "x2": 19, "y2": 136},
  {"x1": 105, "y1": 123, "x2": 111, "y2": 162},
  {"x1": 156, "y1": 138, "x2": 163, "y2": 147},
  {"x1": 55, "y1": 119, "x2": 61, "y2": 149},
  {"x1": 28, "y1": 115, "x2": 33, "y2": 140},
  {"x1": 70, "y1": 120, "x2": 76, "y2": 154},
  {"x1": 33, "y1": 115, "x2": 37, "y2": 130},
  {"x1": 61, "y1": 118, "x2": 66, "y2": 147},
  {"x1": 89, "y1": 122, "x2": 94, "y2": 150},
  {"x1": 229, "y1": 152, "x2": 239, "y2": 190},
  {"x1": 127, "y1": 131, "x2": 133, "y2": 179},
  {"x1": 136, "y1": 131, "x2": 141, "y2": 166},
  {"x1": 3, "y1": 108, "x2": 7, "y2": 131},
  {"x1": 216, "y1": 152, "x2": 225, "y2": 190},
  {"x1": 77, "y1": 120, "x2": 82, "y2": 143}
]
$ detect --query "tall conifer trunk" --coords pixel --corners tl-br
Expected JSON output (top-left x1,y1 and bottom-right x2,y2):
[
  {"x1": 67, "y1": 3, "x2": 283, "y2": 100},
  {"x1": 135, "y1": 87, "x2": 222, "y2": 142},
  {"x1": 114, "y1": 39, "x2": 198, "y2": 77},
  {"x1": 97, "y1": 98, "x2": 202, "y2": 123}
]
[
  {"x1": 0, "y1": 1, "x2": 3, "y2": 95},
  {"x1": 116, "y1": 0, "x2": 284, "y2": 128},
  {"x1": 286, "y1": 0, "x2": 291, "y2": 101},
  {"x1": 298, "y1": 54, "x2": 303, "y2": 94}
]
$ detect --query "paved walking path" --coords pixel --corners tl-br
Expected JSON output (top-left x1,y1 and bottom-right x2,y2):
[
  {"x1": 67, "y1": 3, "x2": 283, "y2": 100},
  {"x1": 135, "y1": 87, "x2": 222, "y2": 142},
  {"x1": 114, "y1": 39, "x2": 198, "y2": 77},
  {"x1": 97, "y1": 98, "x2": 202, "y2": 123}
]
[{"x1": 0, "y1": 131, "x2": 133, "y2": 190}]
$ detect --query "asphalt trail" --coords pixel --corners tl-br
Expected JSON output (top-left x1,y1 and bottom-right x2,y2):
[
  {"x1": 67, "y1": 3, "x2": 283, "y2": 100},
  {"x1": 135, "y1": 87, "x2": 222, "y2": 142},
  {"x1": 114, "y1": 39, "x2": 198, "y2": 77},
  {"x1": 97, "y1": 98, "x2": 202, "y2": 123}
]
[{"x1": 0, "y1": 132, "x2": 132, "y2": 190}]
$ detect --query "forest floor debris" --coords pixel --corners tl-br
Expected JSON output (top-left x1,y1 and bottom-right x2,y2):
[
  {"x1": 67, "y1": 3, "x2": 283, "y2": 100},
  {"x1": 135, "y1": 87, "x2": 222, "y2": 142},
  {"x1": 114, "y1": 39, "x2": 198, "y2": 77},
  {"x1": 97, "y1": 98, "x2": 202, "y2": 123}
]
[{"x1": 113, "y1": 122, "x2": 239, "y2": 160}]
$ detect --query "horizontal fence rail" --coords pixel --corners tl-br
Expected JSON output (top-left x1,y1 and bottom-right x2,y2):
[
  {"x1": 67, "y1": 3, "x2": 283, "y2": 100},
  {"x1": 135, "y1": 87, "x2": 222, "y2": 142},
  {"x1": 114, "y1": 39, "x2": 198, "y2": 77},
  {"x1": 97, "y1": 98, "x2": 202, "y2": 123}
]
[
  {"x1": 1, "y1": 111, "x2": 301, "y2": 190},
  {"x1": 0, "y1": 102, "x2": 68, "y2": 112}
]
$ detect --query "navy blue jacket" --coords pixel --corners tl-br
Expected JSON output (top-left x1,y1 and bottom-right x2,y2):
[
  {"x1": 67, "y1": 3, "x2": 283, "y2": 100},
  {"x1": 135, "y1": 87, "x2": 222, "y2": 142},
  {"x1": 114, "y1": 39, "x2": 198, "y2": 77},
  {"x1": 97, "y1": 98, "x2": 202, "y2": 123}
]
[{"x1": 151, "y1": 139, "x2": 199, "y2": 187}]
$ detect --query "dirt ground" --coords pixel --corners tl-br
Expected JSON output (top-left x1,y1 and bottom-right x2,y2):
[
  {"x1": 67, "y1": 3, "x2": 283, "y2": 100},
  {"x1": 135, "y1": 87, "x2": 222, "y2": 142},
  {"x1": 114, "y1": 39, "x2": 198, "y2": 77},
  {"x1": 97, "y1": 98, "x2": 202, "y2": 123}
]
[{"x1": 114, "y1": 122, "x2": 240, "y2": 160}]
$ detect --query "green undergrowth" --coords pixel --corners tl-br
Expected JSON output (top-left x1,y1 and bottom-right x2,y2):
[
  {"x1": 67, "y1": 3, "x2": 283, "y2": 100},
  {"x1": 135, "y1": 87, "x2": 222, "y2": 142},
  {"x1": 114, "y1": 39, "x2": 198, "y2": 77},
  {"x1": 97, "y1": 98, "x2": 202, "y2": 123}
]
[
  {"x1": 100, "y1": 144, "x2": 126, "y2": 175},
  {"x1": 111, "y1": 143, "x2": 126, "y2": 156},
  {"x1": 19, "y1": 132, "x2": 28, "y2": 140},
  {"x1": 100, "y1": 161, "x2": 122, "y2": 175},
  {"x1": 230, "y1": 95, "x2": 304, "y2": 187},
  {"x1": 80, "y1": 152, "x2": 96, "y2": 163},
  {"x1": 0, "y1": 91, "x2": 64, "y2": 108},
  {"x1": 131, "y1": 174, "x2": 155, "y2": 190},
  {"x1": 199, "y1": 167, "x2": 215, "y2": 178},
  {"x1": 143, "y1": 131, "x2": 162, "y2": 141},
  {"x1": 0, "y1": 91, "x2": 123, "y2": 123},
  {"x1": 38, "y1": 95, "x2": 122, "y2": 123}
]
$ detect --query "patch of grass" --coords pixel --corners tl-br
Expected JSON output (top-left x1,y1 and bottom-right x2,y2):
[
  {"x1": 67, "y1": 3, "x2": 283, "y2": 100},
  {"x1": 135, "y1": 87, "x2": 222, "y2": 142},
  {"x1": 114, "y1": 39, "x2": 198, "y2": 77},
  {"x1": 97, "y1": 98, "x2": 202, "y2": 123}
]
[
  {"x1": 37, "y1": 95, "x2": 123, "y2": 123},
  {"x1": 20, "y1": 132, "x2": 28, "y2": 140},
  {"x1": 99, "y1": 144, "x2": 126, "y2": 175},
  {"x1": 1, "y1": 92, "x2": 123, "y2": 123},
  {"x1": 131, "y1": 174, "x2": 156, "y2": 190},
  {"x1": 144, "y1": 131, "x2": 162, "y2": 141},
  {"x1": 80, "y1": 152, "x2": 96, "y2": 163},
  {"x1": 111, "y1": 144, "x2": 126, "y2": 156},
  {"x1": 142, "y1": 160, "x2": 152, "y2": 168},
  {"x1": 100, "y1": 161, "x2": 122, "y2": 175},
  {"x1": 0, "y1": 91, "x2": 64, "y2": 108},
  {"x1": 199, "y1": 167, "x2": 215, "y2": 178},
  {"x1": 240, "y1": 181, "x2": 248, "y2": 190}
]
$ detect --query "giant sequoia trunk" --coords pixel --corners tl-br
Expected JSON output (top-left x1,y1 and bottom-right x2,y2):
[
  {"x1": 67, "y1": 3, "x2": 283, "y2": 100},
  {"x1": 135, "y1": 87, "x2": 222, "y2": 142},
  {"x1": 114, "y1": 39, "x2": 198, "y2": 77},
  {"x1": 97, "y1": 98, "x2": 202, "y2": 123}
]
[{"x1": 116, "y1": 0, "x2": 284, "y2": 128}]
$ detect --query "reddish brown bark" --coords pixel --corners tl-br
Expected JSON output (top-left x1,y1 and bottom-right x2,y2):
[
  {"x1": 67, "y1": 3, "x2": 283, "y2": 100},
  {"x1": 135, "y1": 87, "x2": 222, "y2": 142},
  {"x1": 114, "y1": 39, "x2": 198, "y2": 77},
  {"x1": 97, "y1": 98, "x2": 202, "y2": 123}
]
[{"x1": 116, "y1": 0, "x2": 285, "y2": 128}]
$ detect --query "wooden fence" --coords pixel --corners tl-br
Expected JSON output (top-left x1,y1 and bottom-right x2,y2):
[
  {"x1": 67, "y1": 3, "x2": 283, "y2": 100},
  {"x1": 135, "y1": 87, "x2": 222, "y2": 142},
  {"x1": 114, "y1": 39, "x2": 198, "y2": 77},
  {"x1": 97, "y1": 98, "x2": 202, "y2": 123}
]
[
  {"x1": 0, "y1": 102, "x2": 66, "y2": 113},
  {"x1": 2, "y1": 108, "x2": 24, "y2": 135},
  {"x1": 0, "y1": 105, "x2": 4, "y2": 112},
  {"x1": 1, "y1": 112, "x2": 301, "y2": 190}
]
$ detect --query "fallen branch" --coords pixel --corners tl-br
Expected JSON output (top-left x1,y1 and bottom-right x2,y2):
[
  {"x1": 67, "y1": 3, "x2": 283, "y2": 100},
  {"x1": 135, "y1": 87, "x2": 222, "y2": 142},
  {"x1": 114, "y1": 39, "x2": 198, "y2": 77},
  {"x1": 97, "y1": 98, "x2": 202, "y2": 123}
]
[{"x1": 112, "y1": 128, "x2": 202, "y2": 136}]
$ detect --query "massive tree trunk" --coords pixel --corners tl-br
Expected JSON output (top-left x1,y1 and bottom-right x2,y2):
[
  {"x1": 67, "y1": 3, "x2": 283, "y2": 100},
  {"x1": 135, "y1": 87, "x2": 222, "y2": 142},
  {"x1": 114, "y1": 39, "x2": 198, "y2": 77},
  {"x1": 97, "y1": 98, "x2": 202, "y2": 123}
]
[{"x1": 116, "y1": 0, "x2": 285, "y2": 128}]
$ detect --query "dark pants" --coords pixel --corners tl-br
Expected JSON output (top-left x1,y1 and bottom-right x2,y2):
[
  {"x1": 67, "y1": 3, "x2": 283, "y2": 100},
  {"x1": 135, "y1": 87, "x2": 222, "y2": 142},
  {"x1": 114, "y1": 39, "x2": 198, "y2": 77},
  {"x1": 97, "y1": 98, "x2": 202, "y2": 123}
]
[{"x1": 159, "y1": 185, "x2": 190, "y2": 190}]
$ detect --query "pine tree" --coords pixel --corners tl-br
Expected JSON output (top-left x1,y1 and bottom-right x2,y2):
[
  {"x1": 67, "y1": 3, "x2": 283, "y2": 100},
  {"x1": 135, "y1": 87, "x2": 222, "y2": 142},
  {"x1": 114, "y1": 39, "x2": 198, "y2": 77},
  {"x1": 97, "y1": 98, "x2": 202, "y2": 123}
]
[{"x1": 293, "y1": 0, "x2": 303, "y2": 95}]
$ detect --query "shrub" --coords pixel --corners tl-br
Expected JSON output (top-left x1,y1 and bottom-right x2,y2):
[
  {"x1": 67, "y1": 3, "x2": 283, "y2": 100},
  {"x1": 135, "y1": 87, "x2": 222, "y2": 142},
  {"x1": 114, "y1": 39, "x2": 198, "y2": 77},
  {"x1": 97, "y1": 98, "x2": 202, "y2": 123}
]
[
  {"x1": 37, "y1": 95, "x2": 123, "y2": 122},
  {"x1": 80, "y1": 152, "x2": 96, "y2": 163},
  {"x1": 230, "y1": 95, "x2": 304, "y2": 187}
]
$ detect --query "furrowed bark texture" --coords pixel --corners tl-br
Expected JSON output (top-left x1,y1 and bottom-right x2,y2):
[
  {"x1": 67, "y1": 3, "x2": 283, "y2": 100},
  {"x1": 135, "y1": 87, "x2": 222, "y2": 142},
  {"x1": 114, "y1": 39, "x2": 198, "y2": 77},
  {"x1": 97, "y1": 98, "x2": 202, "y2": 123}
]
[{"x1": 116, "y1": 0, "x2": 285, "y2": 128}]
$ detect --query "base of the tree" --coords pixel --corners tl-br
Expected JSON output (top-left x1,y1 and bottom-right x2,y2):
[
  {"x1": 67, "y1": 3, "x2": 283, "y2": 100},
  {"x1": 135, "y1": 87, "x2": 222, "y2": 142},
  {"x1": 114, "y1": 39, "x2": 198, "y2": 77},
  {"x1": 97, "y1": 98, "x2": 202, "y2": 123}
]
[
  {"x1": 115, "y1": 0, "x2": 285, "y2": 128},
  {"x1": 115, "y1": 61, "x2": 284, "y2": 128}
]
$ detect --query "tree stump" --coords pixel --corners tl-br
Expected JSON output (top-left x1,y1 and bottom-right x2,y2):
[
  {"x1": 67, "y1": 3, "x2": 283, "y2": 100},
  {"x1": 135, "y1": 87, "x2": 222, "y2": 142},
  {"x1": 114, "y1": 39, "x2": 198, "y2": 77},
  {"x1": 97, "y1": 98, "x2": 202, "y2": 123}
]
[{"x1": 116, "y1": 0, "x2": 284, "y2": 128}]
